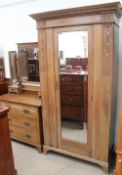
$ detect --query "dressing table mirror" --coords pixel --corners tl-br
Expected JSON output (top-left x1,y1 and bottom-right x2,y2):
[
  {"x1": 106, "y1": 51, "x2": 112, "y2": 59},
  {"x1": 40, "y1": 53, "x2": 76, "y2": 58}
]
[
  {"x1": 8, "y1": 42, "x2": 41, "y2": 94},
  {"x1": 17, "y1": 42, "x2": 39, "y2": 83}
]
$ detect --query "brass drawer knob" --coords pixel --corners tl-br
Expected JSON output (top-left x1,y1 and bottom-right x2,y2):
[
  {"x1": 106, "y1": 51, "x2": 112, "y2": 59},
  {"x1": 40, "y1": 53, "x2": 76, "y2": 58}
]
[
  {"x1": 24, "y1": 122, "x2": 30, "y2": 126},
  {"x1": 25, "y1": 134, "x2": 31, "y2": 139},
  {"x1": 23, "y1": 109, "x2": 29, "y2": 114}
]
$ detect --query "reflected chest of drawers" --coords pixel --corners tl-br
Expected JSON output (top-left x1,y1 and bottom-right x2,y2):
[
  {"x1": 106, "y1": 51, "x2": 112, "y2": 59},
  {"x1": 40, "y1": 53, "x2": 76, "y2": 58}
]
[
  {"x1": 0, "y1": 93, "x2": 43, "y2": 152},
  {"x1": 60, "y1": 74, "x2": 88, "y2": 128}
]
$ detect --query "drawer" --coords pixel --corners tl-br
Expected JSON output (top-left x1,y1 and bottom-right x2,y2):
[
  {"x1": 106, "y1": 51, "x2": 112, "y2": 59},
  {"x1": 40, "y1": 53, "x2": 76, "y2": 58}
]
[
  {"x1": 61, "y1": 85, "x2": 83, "y2": 95},
  {"x1": 61, "y1": 95, "x2": 83, "y2": 106},
  {"x1": 61, "y1": 105, "x2": 83, "y2": 121},
  {"x1": 60, "y1": 75, "x2": 83, "y2": 85},
  {"x1": 8, "y1": 115, "x2": 39, "y2": 132},
  {"x1": 0, "y1": 102, "x2": 38, "y2": 119},
  {"x1": 9, "y1": 125, "x2": 40, "y2": 145}
]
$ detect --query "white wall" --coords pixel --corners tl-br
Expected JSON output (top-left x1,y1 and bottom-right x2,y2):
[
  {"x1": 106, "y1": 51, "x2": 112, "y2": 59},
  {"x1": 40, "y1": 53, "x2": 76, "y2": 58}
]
[{"x1": 0, "y1": 0, "x2": 122, "y2": 145}]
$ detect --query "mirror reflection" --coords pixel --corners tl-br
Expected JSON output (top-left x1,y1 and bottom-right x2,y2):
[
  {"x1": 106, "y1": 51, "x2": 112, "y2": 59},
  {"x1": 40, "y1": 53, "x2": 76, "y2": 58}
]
[
  {"x1": 9, "y1": 51, "x2": 18, "y2": 83},
  {"x1": 8, "y1": 43, "x2": 40, "y2": 84},
  {"x1": 18, "y1": 46, "x2": 39, "y2": 82},
  {"x1": 58, "y1": 31, "x2": 88, "y2": 143}
]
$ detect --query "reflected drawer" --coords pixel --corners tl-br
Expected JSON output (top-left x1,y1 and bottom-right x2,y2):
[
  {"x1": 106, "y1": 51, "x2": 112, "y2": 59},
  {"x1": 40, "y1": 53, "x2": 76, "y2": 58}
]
[
  {"x1": 61, "y1": 85, "x2": 83, "y2": 95},
  {"x1": 61, "y1": 95, "x2": 83, "y2": 106},
  {"x1": 61, "y1": 105, "x2": 83, "y2": 120},
  {"x1": 0, "y1": 102, "x2": 38, "y2": 119},
  {"x1": 60, "y1": 75, "x2": 83, "y2": 85},
  {"x1": 9, "y1": 125, "x2": 40, "y2": 145},
  {"x1": 8, "y1": 115, "x2": 38, "y2": 132}
]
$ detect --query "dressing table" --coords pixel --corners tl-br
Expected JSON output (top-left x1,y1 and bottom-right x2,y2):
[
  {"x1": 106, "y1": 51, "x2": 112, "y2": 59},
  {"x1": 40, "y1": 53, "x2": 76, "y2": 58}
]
[{"x1": 0, "y1": 42, "x2": 43, "y2": 152}]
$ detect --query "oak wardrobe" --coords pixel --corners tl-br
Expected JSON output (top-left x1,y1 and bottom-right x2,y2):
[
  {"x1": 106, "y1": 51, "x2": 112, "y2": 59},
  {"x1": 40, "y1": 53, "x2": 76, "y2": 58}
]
[{"x1": 31, "y1": 2, "x2": 122, "y2": 172}]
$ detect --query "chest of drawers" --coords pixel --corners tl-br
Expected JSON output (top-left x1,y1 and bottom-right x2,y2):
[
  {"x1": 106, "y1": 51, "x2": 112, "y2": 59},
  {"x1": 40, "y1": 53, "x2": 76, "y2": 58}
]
[
  {"x1": 60, "y1": 74, "x2": 87, "y2": 128},
  {"x1": 0, "y1": 93, "x2": 43, "y2": 152}
]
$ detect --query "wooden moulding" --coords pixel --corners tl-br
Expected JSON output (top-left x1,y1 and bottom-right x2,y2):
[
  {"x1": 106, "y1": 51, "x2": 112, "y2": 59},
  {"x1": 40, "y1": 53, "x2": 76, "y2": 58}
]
[
  {"x1": 0, "y1": 93, "x2": 42, "y2": 107},
  {"x1": 16, "y1": 42, "x2": 38, "y2": 49},
  {"x1": 43, "y1": 145, "x2": 109, "y2": 173},
  {"x1": 30, "y1": 2, "x2": 122, "y2": 20},
  {"x1": 30, "y1": 3, "x2": 122, "y2": 30}
]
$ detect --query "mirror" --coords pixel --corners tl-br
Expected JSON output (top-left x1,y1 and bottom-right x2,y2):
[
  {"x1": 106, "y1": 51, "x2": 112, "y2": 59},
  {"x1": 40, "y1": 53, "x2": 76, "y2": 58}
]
[
  {"x1": 9, "y1": 42, "x2": 40, "y2": 84},
  {"x1": 9, "y1": 51, "x2": 18, "y2": 83},
  {"x1": 17, "y1": 43, "x2": 39, "y2": 82},
  {"x1": 58, "y1": 31, "x2": 88, "y2": 143}
]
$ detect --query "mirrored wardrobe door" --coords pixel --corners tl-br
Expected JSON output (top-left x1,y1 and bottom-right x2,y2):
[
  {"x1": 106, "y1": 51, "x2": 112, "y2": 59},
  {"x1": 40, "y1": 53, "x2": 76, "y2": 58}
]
[{"x1": 54, "y1": 26, "x2": 93, "y2": 156}]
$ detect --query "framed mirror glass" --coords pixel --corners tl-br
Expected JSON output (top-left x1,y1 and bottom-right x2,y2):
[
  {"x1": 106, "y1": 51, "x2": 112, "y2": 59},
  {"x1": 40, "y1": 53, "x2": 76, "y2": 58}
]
[
  {"x1": 8, "y1": 51, "x2": 18, "y2": 83},
  {"x1": 57, "y1": 30, "x2": 89, "y2": 144},
  {"x1": 9, "y1": 42, "x2": 40, "y2": 84},
  {"x1": 17, "y1": 42, "x2": 39, "y2": 83}
]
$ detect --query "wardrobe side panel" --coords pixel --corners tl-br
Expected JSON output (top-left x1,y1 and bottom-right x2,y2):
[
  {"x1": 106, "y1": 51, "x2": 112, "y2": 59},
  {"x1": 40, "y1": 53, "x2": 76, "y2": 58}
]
[
  {"x1": 38, "y1": 29, "x2": 51, "y2": 146},
  {"x1": 109, "y1": 24, "x2": 119, "y2": 149},
  {"x1": 46, "y1": 28, "x2": 59, "y2": 148},
  {"x1": 92, "y1": 24, "x2": 103, "y2": 160},
  {"x1": 92, "y1": 24, "x2": 113, "y2": 162}
]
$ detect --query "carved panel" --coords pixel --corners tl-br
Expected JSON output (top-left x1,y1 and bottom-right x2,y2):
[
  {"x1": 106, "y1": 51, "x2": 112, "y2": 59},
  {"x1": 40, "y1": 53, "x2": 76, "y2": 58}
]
[
  {"x1": 37, "y1": 20, "x2": 45, "y2": 30},
  {"x1": 39, "y1": 30, "x2": 47, "y2": 73},
  {"x1": 102, "y1": 14, "x2": 113, "y2": 22},
  {"x1": 102, "y1": 24, "x2": 113, "y2": 77}
]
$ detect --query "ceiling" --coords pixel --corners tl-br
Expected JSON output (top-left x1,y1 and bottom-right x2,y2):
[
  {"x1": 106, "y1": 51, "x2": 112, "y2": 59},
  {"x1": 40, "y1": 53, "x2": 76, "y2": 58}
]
[{"x1": 0, "y1": 0, "x2": 39, "y2": 8}]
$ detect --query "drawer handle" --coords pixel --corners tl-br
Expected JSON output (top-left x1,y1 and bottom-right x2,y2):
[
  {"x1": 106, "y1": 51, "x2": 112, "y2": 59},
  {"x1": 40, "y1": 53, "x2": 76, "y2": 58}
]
[
  {"x1": 23, "y1": 109, "x2": 29, "y2": 114},
  {"x1": 24, "y1": 122, "x2": 30, "y2": 126},
  {"x1": 25, "y1": 134, "x2": 31, "y2": 139}
]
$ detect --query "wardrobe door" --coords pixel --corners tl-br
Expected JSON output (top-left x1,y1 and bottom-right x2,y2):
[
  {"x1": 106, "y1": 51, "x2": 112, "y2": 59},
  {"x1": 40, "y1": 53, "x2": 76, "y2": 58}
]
[{"x1": 53, "y1": 26, "x2": 93, "y2": 156}]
